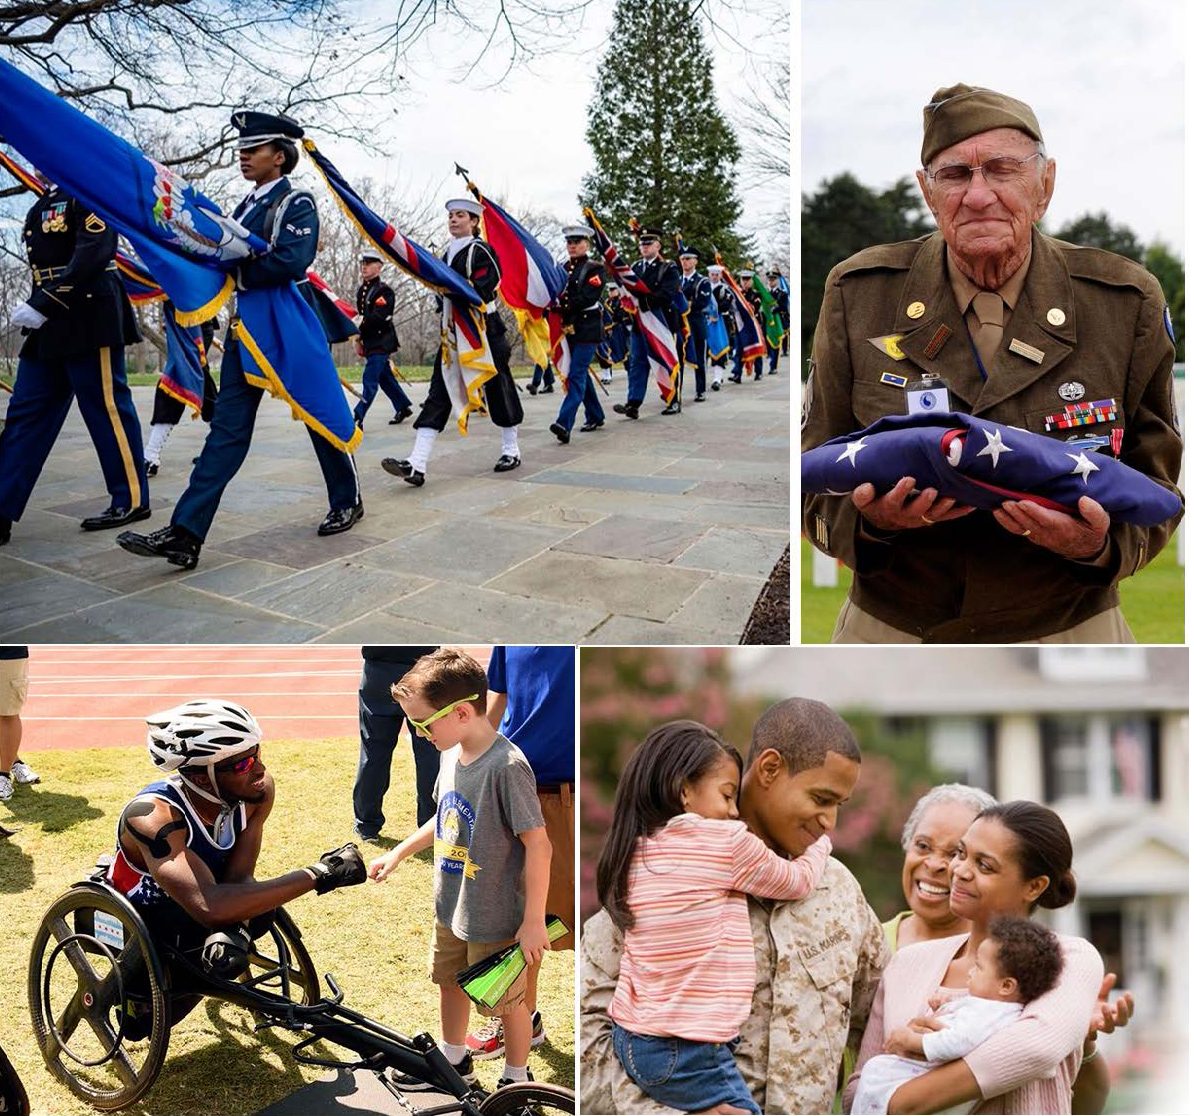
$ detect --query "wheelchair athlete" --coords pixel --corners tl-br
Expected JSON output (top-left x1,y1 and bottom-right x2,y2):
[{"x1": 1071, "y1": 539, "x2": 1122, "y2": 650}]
[{"x1": 106, "y1": 698, "x2": 366, "y2": 1034}]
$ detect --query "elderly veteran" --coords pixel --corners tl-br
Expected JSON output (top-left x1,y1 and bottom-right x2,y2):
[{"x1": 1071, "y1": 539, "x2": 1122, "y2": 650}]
[
  {"x1": 580, "y1": 698, "x2": 889, "y2": 1115},
  {"x1": 802, "y1": 83, "x2": 1183, "y2": 643}
]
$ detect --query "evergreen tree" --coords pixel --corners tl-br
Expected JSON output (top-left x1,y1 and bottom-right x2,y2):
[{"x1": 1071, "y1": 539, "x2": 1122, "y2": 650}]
[{"x1": 581, "y1": 0, "x2": 744, "y2": 263}]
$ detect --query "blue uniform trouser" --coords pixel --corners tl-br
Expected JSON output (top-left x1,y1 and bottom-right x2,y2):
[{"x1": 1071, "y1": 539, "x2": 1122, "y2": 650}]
[
  {"x1": 732, "y1": 334, "x2": 746, "y2": 378},
  {"x1": 353, "y1": 351, "x2": 410, "y2": 425},
  {"x1": 686, "y1": 321, "x2": 707, "y2": 394},
  {"x1": 354, "y1": 658, "x2": 439, "y2": 832},
  {"x1": 626, "y1": 329, "x2": 650, "y2": 405},
  {"x1": 768, "y1": 342, "x2": 780, "y2": 373},
  {"x1": 555, "y1": 342, "x2": 604, "y2": 432},
  {"x1": 0, "y1": 346, "x2": 147, "y2": 521},
  {"x1": 530, "y1": 363, "x2": 555, "y2": 391},
  {"x1": 172, "y1": 336, "x2": 359, "y2": 540}
]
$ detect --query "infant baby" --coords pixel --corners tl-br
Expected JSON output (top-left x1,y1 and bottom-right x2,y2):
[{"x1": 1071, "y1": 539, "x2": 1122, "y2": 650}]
[{"x1": 851, "y1": 916, "x2": 1064, "y2": 1115}]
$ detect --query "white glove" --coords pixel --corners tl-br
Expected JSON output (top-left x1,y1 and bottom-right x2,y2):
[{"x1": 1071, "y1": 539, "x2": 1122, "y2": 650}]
[
  {"x1": 12, "y1": 302, "x2": 47, "y2": 330},
  {"x1": 198, "y1": 209, "x2": 256, "y2": 261}
]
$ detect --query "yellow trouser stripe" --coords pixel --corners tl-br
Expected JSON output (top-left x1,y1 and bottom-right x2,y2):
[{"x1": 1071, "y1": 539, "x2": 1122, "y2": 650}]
[{"x1": 99, "y1": 346, "x2": 142, "y2": 507}]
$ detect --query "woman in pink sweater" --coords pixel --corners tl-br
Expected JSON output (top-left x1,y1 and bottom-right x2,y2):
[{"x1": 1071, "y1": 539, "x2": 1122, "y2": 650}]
[{"x1": 843, "y1": 801, "x2": 1103, "y2": 1115}]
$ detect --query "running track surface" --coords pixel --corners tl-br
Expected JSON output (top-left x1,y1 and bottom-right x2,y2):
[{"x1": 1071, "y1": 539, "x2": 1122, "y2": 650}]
[{"x1": 20, "y1": 645, "x2": 493, "y2": 752}]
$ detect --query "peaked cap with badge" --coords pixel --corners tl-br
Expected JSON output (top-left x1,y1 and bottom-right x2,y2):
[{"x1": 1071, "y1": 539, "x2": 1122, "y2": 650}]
[{"x1": 801, "y1": 82, "x2": 1183, "y2": 644}]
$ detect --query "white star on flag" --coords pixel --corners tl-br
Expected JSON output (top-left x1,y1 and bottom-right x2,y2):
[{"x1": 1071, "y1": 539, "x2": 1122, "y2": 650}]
[
  {"x1": 1067, "y1": 451, "x2": 1100, "y2": 485},
  {"x1": 977, "y1": 427, "x2": 1013, "y2": 468},
  {"x1": 836, "y1": 438, "x2": 867, "y2": 466}
]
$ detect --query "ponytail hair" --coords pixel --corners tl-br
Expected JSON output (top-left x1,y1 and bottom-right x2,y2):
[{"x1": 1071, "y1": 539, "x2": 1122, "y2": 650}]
[
  {"x1": 595, "y1": 721, "x2": 741, "y2": 933},
  {"x1": 976, "y1": 800, "x2": 1077, "y2": 910}
]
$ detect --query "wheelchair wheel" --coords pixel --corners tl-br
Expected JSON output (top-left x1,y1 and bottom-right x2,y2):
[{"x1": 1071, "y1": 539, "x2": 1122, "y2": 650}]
[
  {"x1": 477, "y1": 1081, "x2": 576, "y2": 1116},
  {"x1": 28, "y1": 884, "x2": 170, "y2": 1111},
  {"x1": 240, "y1": 907, "x2": 321, "y2": 1005}
]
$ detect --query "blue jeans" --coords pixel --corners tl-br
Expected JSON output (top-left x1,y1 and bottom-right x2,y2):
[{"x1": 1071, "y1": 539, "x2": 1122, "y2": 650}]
[
  {"x1": 611, "y1": 1024, "x2": 759, "y2": 1114},
  {"x1": 173, "y1": 336, "x2": 359, "y2": 539},
  {"x1": 555, "y1": 342, "x2": 604, "y2": 431},
  {"x1": 354, "y1": 351, "x2": 410, "y2": 424}
]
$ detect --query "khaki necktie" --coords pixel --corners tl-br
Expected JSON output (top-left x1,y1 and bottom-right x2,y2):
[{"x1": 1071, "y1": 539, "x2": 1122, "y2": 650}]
[{"x1": 971, "y1": 291, "x2": 1005, "y2": 370}]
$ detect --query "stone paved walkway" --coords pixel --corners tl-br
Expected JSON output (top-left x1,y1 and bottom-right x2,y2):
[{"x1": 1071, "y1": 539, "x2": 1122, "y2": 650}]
[{"x1": 0, "y1": 362, "x2": 790, "y2": 643}]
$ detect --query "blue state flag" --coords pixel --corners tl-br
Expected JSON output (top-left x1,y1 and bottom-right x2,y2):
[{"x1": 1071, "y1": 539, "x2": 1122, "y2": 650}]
[
  {"x1": 802, "y1": 412, "x2": 1182, "y2": 527},
  {"x1": 0, "y1": 59, "x2": 358, "y2": 451}
]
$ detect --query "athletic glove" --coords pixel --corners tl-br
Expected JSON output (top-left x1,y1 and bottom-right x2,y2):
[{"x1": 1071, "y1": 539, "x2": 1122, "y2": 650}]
[{"x1": 306, "y1": 842, "x2": 367, "y2": 894}]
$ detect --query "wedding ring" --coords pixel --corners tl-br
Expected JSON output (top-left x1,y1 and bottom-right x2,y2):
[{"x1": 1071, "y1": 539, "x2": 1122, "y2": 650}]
[{"x1": 921, "y1": 515, "x2": 934, "y2": 525}]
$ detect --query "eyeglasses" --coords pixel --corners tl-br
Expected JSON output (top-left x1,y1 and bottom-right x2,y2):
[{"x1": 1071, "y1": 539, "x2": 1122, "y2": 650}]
[
  {"x1": 215, "y1": 745, "x2": 259, "y2": 775},
  {"x1": 925, "y1": 152, "x2": 1043, "y2": 191},
  {"x1": 408, "y1": 695, "x2": 480, "y2": 739}
]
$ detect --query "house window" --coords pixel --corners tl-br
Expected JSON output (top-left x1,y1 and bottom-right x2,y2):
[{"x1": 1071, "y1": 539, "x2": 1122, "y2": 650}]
[
  {"x1": 1038, "y1": 646, "x2": 1147, "y2": 681},
  {"x1": 1040, "y1": 715, "x2": 1160, "y2": 803},
  {"x1": 928, "y1": 717, "x2": 995, "y2": 792}
]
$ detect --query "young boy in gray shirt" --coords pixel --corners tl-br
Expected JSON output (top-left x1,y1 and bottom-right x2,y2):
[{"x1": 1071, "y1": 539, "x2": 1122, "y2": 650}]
[{"x1": 368, "y1": 648, "x2": 551, "y2": 1088}]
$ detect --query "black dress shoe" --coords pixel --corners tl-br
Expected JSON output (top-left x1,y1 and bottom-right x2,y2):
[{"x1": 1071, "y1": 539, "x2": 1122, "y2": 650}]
[
  {"x1": 494, "y1": 454, "x2": 521, "y2": 473},
  {"x1": 389, "y1": 408, "x2": 413, "y2": 425},
  {"x1": 613, "y1": 402, "x2": 639, "y2": 420},
  {"x1": 403, "y1": 469, "x2": 425, "y2": 487},
  {"x1": 81, "y1": 505, "x2": 152, "y2": 532},
  {"x1": 540, "y1": 384, "x2": 554, "y2": 394},
  {"x1": 661, "y1": 400, "x2": 681, "y2": 415},
  {"x1": 754, "y1": 370, "x2": 763, "y2": 381},
  {"x1": 145, "y1": 461, "x2": 160, "y2": 477},
  {"x1": 768, "y1": 369, "x2": 778, "y2": 375},
  {"x1": 117, "y1": 524, "x2": 202, "y2": 569},
  {"x1": 711, "y1": 381, "x2": 721, "y2": 391},
  {"x1": 318, "y1": 501, "x2": 364, "y2": 536},
  {"x1": 527, "y1": 384, "x2": 539, "y2": 395},
  {"x1": 381, "y1": 457, "x2": 413, "y2": 478},
  {"x1": 695, "y1": 392, "x2": 706, "y2": 402},
  {"x1": 0, "y1": 517, "x2": 10, "y2": 546},
  {"x1": 549, "y1": 422, "x2": 570, "y2": 444},
  {"x1": 580, "y1": 420, "x2": 604, "y2": 432}
]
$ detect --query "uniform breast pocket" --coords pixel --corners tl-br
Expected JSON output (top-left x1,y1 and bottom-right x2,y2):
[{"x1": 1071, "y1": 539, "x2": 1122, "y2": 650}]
[
  {"x1": 802, "y1": 947, "x2": 854, "y2": 1031},
  {"x1": 1024, "y1": 401, "x2": 1120, "y2": 441},
  {"x1": 851, "y1": 379, "x2": 909, "y2": 426}
]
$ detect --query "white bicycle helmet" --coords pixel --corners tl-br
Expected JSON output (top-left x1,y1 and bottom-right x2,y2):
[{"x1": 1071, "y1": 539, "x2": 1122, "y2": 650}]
[{"x1": 146, "y1": 699, "x2": 262, "y2": 806}]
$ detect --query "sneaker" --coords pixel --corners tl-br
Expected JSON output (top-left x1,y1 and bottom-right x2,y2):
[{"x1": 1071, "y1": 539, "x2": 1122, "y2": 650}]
[
  {"x1": 390, "y1": 1051, "x2": 476, "y2": 1088},
  {"x1": 0, "y1": 774, "x2": 12, "y2": 802},
  {"x1": 351, "y1": 825, "x2": 384, "y2": 847},
  {"x1": 496, "y1": 1070, "x2": 535, "y2": 1088},
  {"x1": 467, "y1": 1012, "x2": 546, "y2": 1061},
  {"x1": 11, "y1": 760, "x2": 39, "y2": 785}
]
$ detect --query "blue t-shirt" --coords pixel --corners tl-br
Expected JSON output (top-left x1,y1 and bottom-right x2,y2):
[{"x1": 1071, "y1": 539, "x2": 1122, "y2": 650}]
[{"x1": 486, "y1": 646, "x2": 574, "y2": 785}]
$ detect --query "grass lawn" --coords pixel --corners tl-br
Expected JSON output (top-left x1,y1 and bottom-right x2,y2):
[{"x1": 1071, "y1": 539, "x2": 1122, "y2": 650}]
[
  {"x1": 0, "y1": 737, "x2": 574, "y2": 1116},
  {"x1": 800, "y1": 535, "x2": 1184, "y2": 643}
]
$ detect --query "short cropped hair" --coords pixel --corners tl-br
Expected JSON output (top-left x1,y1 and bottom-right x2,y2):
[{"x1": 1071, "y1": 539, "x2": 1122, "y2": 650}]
[
  {"x1": 988, "y1": 915, "x2": 1063, "y2": 1003},
  {"x1": 392, "y1": 648, "x2": 487, "y2": 714},
  {"x1": 747, "y1": 697, "x2": 861, "y2": 773}
]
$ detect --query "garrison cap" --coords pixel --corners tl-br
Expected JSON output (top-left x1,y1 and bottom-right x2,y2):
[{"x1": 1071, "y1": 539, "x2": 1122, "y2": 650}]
[
  {"x1": 562, "y1": 225, "x2": 593, "y2": 240},
  {"x1": 445, "y1": 197, "x2": 483, "y2": 216},
  {"x1": 231, "y1": 110, "x2": 304, "y2": 149},
  {"x1": 921, "y1": 83, "x2": 1042, "y2": 166}
]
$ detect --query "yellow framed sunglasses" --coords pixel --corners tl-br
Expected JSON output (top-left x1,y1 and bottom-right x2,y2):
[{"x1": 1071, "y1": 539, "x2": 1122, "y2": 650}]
[{"x1": 408, "y1": 694, "x2": 480, "y2": 739}]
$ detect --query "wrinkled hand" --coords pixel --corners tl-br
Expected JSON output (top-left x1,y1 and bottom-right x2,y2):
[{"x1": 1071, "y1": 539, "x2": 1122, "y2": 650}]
[
  {"x1": 518, "y1": 917, "x2": 551, "y2": 967},
  {"x1": 11, "y1": 301, "x2": 47, "y2": 330},
  {"x1": 1087, "y1": 972, "x2": 1134, "y2": 1044},
  {"x1": 853, "y1": 477, "x2": 975, "y2": 532},
  {"x1": 993, "y1": 496, "x2": 1109, "y2": 559},
  {"x1": 306, "y1": 842, "x2": 367, "y2": 894}
]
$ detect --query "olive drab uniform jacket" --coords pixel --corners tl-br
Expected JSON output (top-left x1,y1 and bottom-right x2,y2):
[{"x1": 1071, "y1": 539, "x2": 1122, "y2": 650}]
[
  {"x1": 579, "y1": 859, "x2": 889, "y2": 1115},
  {"x1": 801, "y1": 228, "x2": 1183, "y2": 643}
]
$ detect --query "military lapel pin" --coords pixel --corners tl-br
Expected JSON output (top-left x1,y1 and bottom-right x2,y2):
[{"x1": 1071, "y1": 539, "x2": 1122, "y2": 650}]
[{"x1": 1009, "y1": 338, "x2": 1046, "y2": 364}]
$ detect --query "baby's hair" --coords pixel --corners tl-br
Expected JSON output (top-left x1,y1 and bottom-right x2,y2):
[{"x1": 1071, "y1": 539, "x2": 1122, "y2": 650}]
[
  {"x1": 392, "y1": 648, "x2": 487, "y2": 715},
  {"x1": 987, "y1": 916, "x2": 1063, "y2": 1003},
  {"x1": 596, "y1": 721, "x2": 742, "y2": 933}
]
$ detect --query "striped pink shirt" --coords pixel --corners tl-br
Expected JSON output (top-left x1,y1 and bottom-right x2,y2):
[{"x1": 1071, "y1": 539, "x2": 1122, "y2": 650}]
[{"x1": 608, "y1": 814, "x2": 832, "y2": 1042}]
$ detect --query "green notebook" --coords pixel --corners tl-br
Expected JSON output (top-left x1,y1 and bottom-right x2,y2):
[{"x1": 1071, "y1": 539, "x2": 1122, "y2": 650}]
[{"x1": 456, "y1": 915, "x2": 569, "y2": 1009}]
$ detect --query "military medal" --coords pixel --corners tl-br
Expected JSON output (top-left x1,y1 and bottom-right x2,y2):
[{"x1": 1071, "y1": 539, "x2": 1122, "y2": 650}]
[
  {"x1": 1043, "y1": 398, "x2": 1117, "y2": 431},
  {"x1": 1046, "y1": 307, "x2": 1066, "y2": 326},
  {"x1": 906, "y1": 301, "x2": 926, "y2": 320},
  {"x1": 1057, "y1": 381, "x2": 1085, "y2": 401}
]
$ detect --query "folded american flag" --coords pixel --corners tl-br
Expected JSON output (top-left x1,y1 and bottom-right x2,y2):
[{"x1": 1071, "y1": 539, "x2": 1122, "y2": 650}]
[{"x1": 802, "y1": 412, "x2": 1182, "y2": 527}]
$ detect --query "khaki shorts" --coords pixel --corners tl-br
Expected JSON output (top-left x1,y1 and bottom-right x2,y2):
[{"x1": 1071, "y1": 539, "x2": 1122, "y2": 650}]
[
  {"x1": 429, "y1": 922, "x2": 526, "y2": 1017},
  {"x1": 539, "y1": 783, "x2": 575, "y2": 951},
  {"x1": 1, "y1": 658, "x2": 29, "y2": 717}
]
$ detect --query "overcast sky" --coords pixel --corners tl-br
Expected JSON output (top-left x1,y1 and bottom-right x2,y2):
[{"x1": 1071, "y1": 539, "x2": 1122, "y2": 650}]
[
  {"x1": 315, "y1": 0, "x2": 789, "y2": 257},
  {"x1": 801, "y1": 0, "x2": 1185, "y2": 254}
]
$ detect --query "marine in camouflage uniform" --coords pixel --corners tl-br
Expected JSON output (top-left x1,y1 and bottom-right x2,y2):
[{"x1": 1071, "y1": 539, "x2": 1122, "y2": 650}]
[{"x1": 580, "y1": 857, "x2": 889, "y2": 1115}]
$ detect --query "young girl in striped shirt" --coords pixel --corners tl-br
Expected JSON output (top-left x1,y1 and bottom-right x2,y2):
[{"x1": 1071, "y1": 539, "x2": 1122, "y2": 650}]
[{"x1": 596, "y1": 721, "x2": 832, "y2": 1114}]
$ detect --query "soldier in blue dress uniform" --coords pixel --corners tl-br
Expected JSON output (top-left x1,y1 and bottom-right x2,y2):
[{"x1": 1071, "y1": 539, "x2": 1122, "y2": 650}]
[
  {"x1": 612, "y1": 225, "x2": 681, "y2": 421},
  {"x1": 679, "y1": 247, "x2": 712, "y2": 403},
  {"x1": 549, "y1": 225, "x2": 607, "y2": 443},
  {"x1": 352, "y1": 252, "x2": 411, "y2": 429},
  {"x1": 117, "y1": 111, "x2": 363, "y2": 569},
  {"x1": 766, "y1": 268, "x2": 788, "y2": 374},
  {"x1": 0, "y1": 181, "x2": 148, "y2": 545}
]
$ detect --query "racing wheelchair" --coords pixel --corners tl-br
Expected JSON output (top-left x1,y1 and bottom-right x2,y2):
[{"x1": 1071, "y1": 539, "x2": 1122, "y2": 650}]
[{"x1": 28, "y1": 873, "x2": 575, "y2": 1115}]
